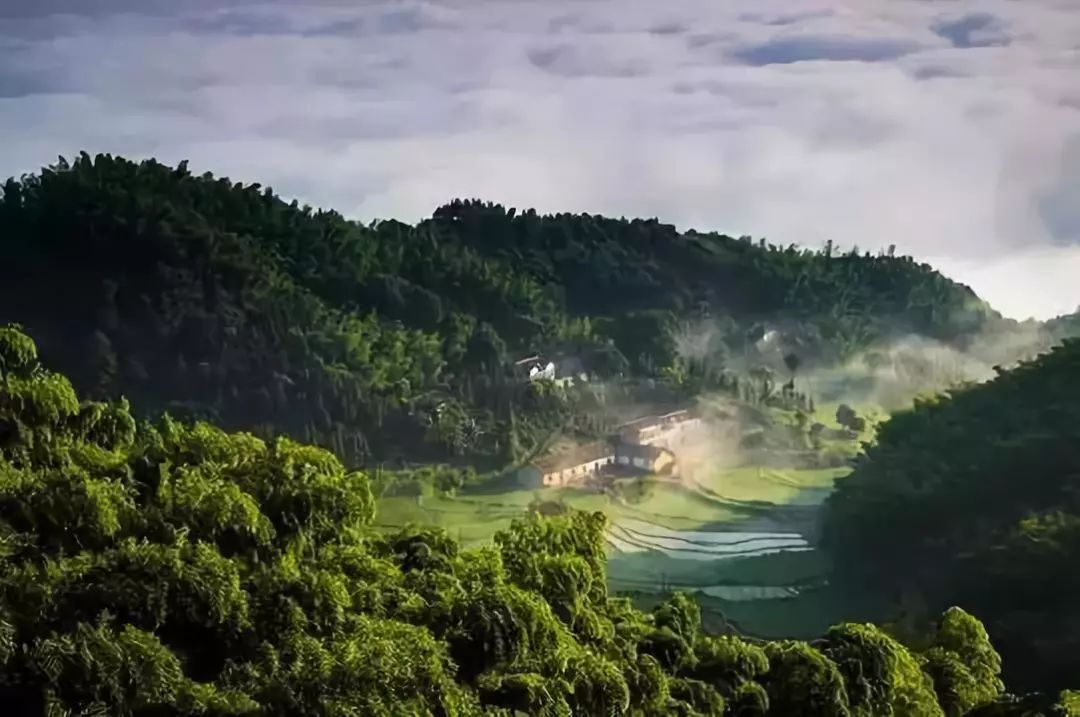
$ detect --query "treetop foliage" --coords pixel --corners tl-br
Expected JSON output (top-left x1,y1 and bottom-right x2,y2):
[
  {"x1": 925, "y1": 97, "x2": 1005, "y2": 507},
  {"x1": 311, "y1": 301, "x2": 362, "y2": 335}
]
[{"x1": 824, "y1": 338, "x2": 1080, "y2": 694}]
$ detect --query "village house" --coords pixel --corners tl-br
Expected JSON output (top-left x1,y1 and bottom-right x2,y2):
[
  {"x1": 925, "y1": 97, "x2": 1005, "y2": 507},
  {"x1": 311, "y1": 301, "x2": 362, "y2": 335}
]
[
  {"x1": 514, "y1": 407, "x2": 704, "y2": 489},
  {"x1": 615, "y1": 442, "x2": 677, "y2": 475},
  {"x1": 515, "y1": 441, "x2": 615, "y2": 488},
  {"x1": 513, "y1": 355, "x2": 556, "y2": 383},
  {"x1": 617, "y1": 408, "x2": 703, "y2": 448}
]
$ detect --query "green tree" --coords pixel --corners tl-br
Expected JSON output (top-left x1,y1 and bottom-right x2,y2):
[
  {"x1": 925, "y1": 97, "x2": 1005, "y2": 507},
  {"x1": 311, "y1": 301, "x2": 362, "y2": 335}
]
[
  {"x1": 824, "y1": 340, "x2": 1080, "y2": 692},
  {"x1": 923, "y1": 607, "x2": 1005, "y2": 716}
]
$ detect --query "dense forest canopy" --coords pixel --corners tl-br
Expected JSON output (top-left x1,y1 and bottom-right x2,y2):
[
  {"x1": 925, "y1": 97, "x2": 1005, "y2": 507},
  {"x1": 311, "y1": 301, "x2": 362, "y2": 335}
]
[
  {"x1": 2, "y1": 326, "x2": 1078, "y2": 716},
  {"x1": 0, "y1": 153, "x2": 1019, "y2": 468},
  {"x1": 823, "y1": 339, "x2": 1080, "y2": 694}
]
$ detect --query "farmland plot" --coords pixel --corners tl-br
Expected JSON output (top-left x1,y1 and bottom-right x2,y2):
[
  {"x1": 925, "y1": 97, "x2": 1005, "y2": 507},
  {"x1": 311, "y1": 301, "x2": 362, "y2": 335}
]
[{"x1": 607, "y1": 518, "x2": 811, "y2": 561}]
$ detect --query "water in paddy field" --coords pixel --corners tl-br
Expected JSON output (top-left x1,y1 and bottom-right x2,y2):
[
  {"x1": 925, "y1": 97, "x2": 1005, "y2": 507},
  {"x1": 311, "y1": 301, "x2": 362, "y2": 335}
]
[
  {"x1": 601, "y1": 467, "x2": 880, "y2": 639},
  {"x1": 695, "y1": 585, "x2": 802, "y2": 601},
  {"x1": 607, "y1": 517, "x2": 811, "y2": 561}
]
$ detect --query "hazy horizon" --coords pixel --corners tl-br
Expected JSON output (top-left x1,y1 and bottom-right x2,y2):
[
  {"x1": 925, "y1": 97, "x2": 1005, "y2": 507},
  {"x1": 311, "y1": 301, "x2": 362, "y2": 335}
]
[{"x1": 2, "y1": 0, "x2": 1078, "y2": 321}]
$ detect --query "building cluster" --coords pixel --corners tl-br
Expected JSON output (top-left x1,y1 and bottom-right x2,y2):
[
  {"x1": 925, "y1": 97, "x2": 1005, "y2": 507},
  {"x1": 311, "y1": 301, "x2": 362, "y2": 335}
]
[
  {"x1": 617, "y1": 409, "x2": 703, "y2": 448},
  {"x1": 516, "y1": 408, "x2": 702, "y2": 489}
]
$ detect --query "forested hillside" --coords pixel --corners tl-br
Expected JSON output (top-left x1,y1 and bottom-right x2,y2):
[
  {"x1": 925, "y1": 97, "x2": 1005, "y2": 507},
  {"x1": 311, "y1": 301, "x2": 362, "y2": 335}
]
[
  {"x1": 4, "y1": 326, "x2": 1078, "y2": 716},
  {"x1": 0, "y1": 153, "x2": 1000, "y2": 467},
  {"x1": 823, "y1": 338, "x2": 1080, "y2": 693}
]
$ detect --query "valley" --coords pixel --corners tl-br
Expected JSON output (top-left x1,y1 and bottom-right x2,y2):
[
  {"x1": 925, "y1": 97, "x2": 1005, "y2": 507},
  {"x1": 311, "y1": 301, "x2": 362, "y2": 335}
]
[
  {"x1": 3, "y1": 154, "x2": 1079, "y2": 712},
  {"x1": 376, "y1": 398, "x2": 876, "y2": 641}
]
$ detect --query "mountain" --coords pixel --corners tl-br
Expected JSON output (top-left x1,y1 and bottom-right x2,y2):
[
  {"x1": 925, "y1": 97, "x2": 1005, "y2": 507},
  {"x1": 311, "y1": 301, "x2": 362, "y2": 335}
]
[
  {"x1": 0, "y1": 153, "x2": 1020, "y2": 467},
  {"x1": 823, "y1": 338, "x2": 1080, "y2": 692}
]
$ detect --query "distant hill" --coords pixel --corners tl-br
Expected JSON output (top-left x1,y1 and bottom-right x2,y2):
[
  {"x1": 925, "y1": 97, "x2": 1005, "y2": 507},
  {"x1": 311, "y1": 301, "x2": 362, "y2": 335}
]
[
  {"x1": 426, "y1": 198, "x2": 999, "y2": 352},
  {"x1": 0, "y1": 153, "x2": 1024, "y2": 465}
]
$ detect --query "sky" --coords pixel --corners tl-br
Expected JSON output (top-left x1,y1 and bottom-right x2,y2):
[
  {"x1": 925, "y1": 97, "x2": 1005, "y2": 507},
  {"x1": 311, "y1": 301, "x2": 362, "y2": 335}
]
[{"x1": 2, "y1": 0, "x2": 1079, "y2": 321}]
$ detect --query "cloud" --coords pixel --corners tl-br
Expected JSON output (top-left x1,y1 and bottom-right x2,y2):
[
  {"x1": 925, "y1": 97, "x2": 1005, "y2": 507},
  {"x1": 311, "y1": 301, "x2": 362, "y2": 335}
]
[
  {"x1": 910, "y1": 64, "x2": 968, "y2": 80},
  {"x1": 1, "y1": 0, "x2": 1079, "y2": 321},
  {"x1": 1038, "y1": 134, "x2": 1080, "y2": 244},
  {"x1": 0, "y1": 60, "x2": 78, "y2": 99},
  {"x1": 731, "y1": 36, "x2": 920, "y2": 65},
  {"x1": 0, "y1": 0, "x2": 221, "y2": 20},
  {"x1": 527, "y1": 43, "x2": 650, "y2": 78},
  {"x1": 184, "y1": 9, "x2": 297, "y2": 37},
  {"x1": 739, "y1": 10, "x2": 836, "y2": 28},
  {"x1": 932, "y1": 12, "x2": 1011, "y2": 48},
  {"x1": 648, "y1": 22, "x2": 685, "y2": 37}
]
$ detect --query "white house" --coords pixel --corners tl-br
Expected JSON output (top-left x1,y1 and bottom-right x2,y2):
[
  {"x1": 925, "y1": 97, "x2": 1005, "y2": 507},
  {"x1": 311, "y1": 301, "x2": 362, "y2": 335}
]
[
  {"x1": 618, "y1": 409, "x2": 703, "y2": 448},
  {"x1": 528, "y1": 362, "x2": 556, "y2": 382}
]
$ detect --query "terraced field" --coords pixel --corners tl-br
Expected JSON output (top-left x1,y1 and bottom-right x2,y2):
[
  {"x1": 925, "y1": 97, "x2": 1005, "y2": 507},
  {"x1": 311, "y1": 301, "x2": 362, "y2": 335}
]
[
  {"x1": 374, "y1": 465, "x2": 826, "y2": 544},
  {"x1": 607, "y1": 518, "x2": 811, "y2": 561},
  {"x1": 600, "y1": 466, "x2": 883, "y2": 637},
  {"x1": 694, "y1": 466, "x2": 849, "y2": 507},
  {"x1": 374, "y1": 451, "x2": 871, "y2": 638}
]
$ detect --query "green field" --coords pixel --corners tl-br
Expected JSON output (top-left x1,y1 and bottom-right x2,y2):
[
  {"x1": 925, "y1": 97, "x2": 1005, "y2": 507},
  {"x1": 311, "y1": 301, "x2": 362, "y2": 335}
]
[
  {"x1": 610, "y1": 482, "x2": 743, "y2": 529},
  {"x1": 376, "y1": 486, "x2": 610, "y2": 545},
  {"x1": 375, "y1": 463, "x2": 848, "y2": 543},
  {"x1": 372, "y1": 427, "x2": 874, "y2": 639},
  {"x1": 607, "y1": 547, "x2": 832, "y2": 591},
  {"x1": 697, "y1": 466, "x2": 849, "y2": 507},
  {"x1": 376, "y1": 475, "x2": 757, "y2": 542}
]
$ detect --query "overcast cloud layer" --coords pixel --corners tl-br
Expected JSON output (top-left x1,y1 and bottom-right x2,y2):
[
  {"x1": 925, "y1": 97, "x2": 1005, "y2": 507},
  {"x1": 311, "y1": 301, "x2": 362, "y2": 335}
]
[{"x1": 2, "y1": 0, "x2": 1079, "y2": 320}]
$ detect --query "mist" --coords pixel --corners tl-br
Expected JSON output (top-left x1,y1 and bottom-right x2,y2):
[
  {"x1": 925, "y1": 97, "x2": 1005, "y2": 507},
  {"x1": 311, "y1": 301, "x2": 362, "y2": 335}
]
[{"x1": 650, "y1": 310, "x2": 1080, "y2": 492}]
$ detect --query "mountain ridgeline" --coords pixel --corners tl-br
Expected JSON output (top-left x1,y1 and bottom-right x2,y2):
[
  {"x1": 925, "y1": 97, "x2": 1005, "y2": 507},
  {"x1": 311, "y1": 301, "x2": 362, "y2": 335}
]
[{"x1": 0, "y1": 153, "x2": 1002, "y2": 467}]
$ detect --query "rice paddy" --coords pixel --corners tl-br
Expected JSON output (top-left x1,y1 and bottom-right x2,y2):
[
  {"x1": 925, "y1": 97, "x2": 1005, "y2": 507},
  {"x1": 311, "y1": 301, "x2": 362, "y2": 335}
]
[
  {"x1": 373, "y1": 418, "x2": 870, "y2": 639},
  {"x1": 607, "y1": 518, "x2": 811, "y2": 561}
]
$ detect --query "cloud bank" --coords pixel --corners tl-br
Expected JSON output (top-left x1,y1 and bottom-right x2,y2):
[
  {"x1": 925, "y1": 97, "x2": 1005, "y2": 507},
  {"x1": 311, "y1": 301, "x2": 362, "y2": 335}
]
[{"x1": 1, "y1": 0, "x2": 1079, "y2": 320}]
